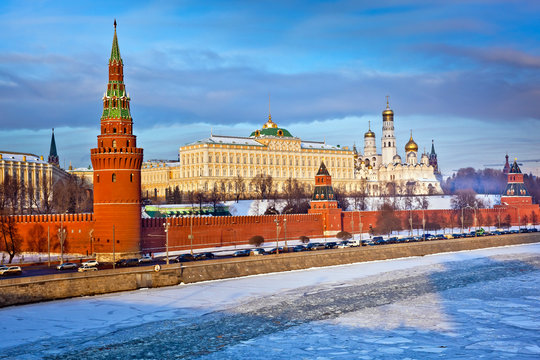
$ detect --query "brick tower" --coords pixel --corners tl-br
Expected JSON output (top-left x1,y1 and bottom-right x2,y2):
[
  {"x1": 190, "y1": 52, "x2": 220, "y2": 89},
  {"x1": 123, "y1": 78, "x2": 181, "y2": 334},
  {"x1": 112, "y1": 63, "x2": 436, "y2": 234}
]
[
  {"x1": 500, "y1": 158, "x2": 532, "y2": 206},
  {"x1": 91, "y1": 21, "x2": 143, "y2": 259},
  {"x1": 308, "y1": 161, "x2": 342, "y2": 235}
]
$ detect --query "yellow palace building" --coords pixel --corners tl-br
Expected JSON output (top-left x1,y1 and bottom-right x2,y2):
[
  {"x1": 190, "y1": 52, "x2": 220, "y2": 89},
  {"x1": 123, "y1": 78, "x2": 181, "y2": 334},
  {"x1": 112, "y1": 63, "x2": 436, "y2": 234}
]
[{"x1": 141, "y1": 115, "x2": 355, "y2": 199}]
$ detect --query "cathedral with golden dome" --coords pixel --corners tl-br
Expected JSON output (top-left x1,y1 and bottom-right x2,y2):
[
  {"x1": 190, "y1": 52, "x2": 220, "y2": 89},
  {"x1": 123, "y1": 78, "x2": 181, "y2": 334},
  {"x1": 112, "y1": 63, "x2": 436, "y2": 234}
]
[{"x1": 354, "y1": 98, "x2": 442, "y2": 195}]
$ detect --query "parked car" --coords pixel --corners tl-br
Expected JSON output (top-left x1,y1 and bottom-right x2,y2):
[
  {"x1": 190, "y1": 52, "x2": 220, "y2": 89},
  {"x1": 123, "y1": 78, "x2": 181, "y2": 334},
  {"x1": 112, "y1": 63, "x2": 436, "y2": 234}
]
[
  {"x1": 306, "y1": 242, "x2": 325, "y2": 250},
  {"x1": 347, "y1": 239, "x2": 362, "y2": 247},
  {"x1": 325, "y1": 242, "x2": 338, "y2": 249},
  {"x1": 0, "y1": 266, "x2": 22, "y2": 276},
  {"x1": 233, "y1": 249, "x2": 250, "y2": 257},
  {"x1": 78, "y1": 265, "x2": 98, "y2": 272},
  {"x1": 175, "y1": 254, "x2": 195, "y2": 262},
  {"x1": 361, "y1": 239, "x2": 375, "y2": 246},
  {"x1": 292, "y1": 245, "x2": 306, "y2": 252},
  {"x1": 194, "y1": 252, "x2": 215, "y2": 260},
  {"x1": 138, "y1": 255, "x2": 153, "y2": 263},
  {"x1": 267, "y1": 247, "x2": 284, "y2": 254},
  {"x1": 372, "y1": 236, "x2": 386, "y2": 245},
  {"x1": 250, "y1": 248, "x2": 266, "y2": 256},
  {"x1": 56, "y1": 262, "x2": 78, "y2": 270},
  {"x1": 387, "y1": 237, "x2": 398, "y2": 244},
  {"x1": 82, "y1": 260, "x2": 99, "y2": 267},
  {"x1": 115, "y1": 258, "x2": 140, "y2": 267},
  {"x1": 337, "y1": 241, "x2": 350, "y2": 248}
]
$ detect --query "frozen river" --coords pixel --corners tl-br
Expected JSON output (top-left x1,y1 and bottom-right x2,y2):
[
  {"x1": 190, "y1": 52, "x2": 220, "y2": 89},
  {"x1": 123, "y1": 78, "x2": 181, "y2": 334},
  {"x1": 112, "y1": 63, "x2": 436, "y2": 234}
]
[{"x1": 1, "y1": 243, "x2": 540, "y2": 359}]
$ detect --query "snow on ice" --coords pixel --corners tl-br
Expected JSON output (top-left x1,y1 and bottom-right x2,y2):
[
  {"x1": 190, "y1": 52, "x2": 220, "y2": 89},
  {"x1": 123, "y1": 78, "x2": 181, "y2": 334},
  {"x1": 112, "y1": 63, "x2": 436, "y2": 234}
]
[{"x1": 0, "y1": 243, "x2": 539, "y2": 359}]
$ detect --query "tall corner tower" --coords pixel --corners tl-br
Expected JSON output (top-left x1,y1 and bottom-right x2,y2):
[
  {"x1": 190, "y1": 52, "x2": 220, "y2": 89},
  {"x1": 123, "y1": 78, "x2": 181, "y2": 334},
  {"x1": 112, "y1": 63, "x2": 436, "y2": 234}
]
[
  {"x1": 90, "y1": 21, "x2": 143, "y2": 258},
  {"x1": 381, "y1": 97, "x2": 397, "y2": 166}
]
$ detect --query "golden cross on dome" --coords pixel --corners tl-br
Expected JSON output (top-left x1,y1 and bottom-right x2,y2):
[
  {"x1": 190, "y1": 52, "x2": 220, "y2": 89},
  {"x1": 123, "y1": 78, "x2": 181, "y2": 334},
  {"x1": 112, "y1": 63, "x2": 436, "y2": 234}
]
[{"x1": 386, "y1": 95, "x2": 390, "y2": 109}]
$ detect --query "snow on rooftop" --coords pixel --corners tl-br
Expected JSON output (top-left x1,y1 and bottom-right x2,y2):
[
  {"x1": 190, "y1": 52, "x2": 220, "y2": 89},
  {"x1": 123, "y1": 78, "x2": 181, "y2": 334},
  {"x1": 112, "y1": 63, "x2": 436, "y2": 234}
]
[{"x1": 0, "y1": 151, "x2": 46, "y2": 164}]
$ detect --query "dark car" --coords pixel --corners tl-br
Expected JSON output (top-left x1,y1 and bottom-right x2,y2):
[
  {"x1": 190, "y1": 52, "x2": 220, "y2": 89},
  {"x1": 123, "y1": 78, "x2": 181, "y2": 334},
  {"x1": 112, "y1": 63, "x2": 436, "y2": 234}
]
[
  {"x1": 267, "y1": 247, "x2": 284, "y2": 254},
  {"x1": 175, "y1": 254, "x2": 195, "y2": 262},
  {"x1": 115, "y1": 258, "x2": 140, "y2": 267},
  {"x1": 325, "y1": 242, "x2": 338, "y2": 249},
  {"x1": 372, "y1": 236, "x2": 386, "y2": 245},
  {"x1": 292, "y1": 245, "x2": 306, "y2": 252},
  {"x1": 233, "y1": 249, "x2": 251, "y2": 257},
  {"x1": 194, "y1": 252, "x2": 215, "y2": 260},
  {"x1": 387, "y1": 237, "x2": 398, "y2": 244}
]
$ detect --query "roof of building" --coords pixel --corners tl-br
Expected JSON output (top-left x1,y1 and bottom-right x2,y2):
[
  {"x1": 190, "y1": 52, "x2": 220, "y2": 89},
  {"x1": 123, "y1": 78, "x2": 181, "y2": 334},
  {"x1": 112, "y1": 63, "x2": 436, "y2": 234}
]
[
  {"x1": 316, "y1": 161, "x2": 330, "y2": 176},
  {"x1": 0, "y1": 151, "x2": 47, "y2": 164},
  {"x1": 509, "y1": 159, "x2": 522, "y2": 174},
  {"x1": 186, "y1": 135, "x2": 265, "y2": 147},
  {"x1": 110, "y1": 20, "x2": 122, "y2": 64},
  {"x1": 49, "y1": 129, "x2": 58, "y2": 158},
  {"x1": 301, "y1": 141, "x2": 349, "y2": 151}
]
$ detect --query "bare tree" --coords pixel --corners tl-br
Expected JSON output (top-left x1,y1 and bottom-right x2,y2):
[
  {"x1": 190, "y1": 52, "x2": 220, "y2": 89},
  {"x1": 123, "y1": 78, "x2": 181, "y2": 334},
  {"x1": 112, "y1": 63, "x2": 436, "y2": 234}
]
[
  {"x1": 251, "y1": 174, "x2": 273, "y2": 200},
  {"x1": 233, "y1": 175, "x2": 246, "y2": 203},
  {"x1": 208, "y1": 183, "x2": 222, "y2": 213},
  {"x1": 374, "y1": 201, "x2": 402, "y2": 236}
]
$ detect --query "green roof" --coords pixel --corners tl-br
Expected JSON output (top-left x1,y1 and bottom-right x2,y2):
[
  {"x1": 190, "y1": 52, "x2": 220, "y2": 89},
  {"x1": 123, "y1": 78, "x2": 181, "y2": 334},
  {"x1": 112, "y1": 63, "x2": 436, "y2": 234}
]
[{"x1": 250, "y1": 127, "x2": 293, "y2": 138}]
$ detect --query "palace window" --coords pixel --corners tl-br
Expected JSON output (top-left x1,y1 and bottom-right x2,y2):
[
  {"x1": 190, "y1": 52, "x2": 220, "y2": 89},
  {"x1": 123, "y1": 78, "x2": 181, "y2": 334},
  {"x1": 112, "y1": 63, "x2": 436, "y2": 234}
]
[
  {"x1": 112, "y1": 173, "x2": 116, "y2": 182},
  {"x1": 112, "y1": 140, "x2": 116, "y2": 148}
]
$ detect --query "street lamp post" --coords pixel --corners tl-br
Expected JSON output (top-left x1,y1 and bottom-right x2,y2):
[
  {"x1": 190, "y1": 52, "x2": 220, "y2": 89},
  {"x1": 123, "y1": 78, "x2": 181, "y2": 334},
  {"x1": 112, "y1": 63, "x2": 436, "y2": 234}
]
[
  {"x1": 189, "y1": 215, "x2": 194, "y2": 255},
  {"x1": 464, "y1": 205, "x2": 477, "y2": 236},
  {"x1": 422, "y1": 209, "x2": 425, "y2": 238},
  {"x1": 58, "y1": 213, "x2": 66, "y2": 264},
  {"x1": 163, "y1": 217, "x2": 170, "y2": 265},
  {"x1": 409, "y1": 210, "x2": 413, "y2": 236},
  {"x1": 283, "y1": 218, "x2": 287, "y2": 249},
  {"x1": 461, "y1": 208, "x2": 464, "y2": 235},
  {"x1": 274, "y1": 217, "x2": 280, "y2": 255}
]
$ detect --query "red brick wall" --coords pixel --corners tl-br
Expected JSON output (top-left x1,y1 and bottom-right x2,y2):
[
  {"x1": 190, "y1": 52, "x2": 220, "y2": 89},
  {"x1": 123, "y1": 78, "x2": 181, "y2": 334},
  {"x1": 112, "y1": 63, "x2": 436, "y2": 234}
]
[
  {"x1": 1, "y1": 214, "x2": 95, "y2": 256},
  {"x1": 141, "y1": 214, "x2": 324, "y2": 253},
  {"x1": 341, "y1": 206, "x2": 540, "y2": 235}
]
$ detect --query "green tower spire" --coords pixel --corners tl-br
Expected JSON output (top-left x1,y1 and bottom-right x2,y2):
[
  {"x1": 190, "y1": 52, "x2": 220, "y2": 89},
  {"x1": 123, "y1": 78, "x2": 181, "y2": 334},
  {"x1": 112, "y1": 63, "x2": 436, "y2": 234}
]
[{"x1": 110, "y1": 19, "x2": 122, "y2": 64}]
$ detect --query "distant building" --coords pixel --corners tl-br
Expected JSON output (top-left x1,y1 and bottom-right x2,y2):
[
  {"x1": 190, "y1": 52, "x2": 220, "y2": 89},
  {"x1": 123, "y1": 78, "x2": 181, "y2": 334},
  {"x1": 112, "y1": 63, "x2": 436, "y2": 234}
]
[{"x1": 0, "y1": 150, "x2": 68, "y2": 206}]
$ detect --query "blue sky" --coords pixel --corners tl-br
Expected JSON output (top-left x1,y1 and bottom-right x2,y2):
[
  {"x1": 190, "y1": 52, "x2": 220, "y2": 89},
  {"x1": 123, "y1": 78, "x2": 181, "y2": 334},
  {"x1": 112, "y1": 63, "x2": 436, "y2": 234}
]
[{"x1": 1, "y1": 0, "x2": 539, "y2": 176}]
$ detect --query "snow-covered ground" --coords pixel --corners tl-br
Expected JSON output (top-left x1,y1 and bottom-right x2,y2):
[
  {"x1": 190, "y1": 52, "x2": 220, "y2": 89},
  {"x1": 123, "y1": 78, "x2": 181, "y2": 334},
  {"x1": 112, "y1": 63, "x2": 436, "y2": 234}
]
[
  {"x1": 226, "y1": 194, "x2": 500, "y2": 215},
  {"x1": 1, "y1": 243, "x2": 539, "y2": 359}
]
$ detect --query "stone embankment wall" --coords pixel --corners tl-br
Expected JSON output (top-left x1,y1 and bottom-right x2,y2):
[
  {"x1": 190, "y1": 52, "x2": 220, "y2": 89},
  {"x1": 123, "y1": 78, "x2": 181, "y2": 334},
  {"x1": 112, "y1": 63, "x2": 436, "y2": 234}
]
[{"x1": 1, "y1": 233, "x2": 538, "y2": 308}]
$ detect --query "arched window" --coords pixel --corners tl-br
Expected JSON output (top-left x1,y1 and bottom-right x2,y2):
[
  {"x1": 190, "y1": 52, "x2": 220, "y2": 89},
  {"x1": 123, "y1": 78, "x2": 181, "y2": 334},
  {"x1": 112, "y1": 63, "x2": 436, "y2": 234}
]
[
  {"x1": 124, "y1": 127, "x2": 126, "y2": 134},
  {"x1": 112, "y1": 173, "x2": 116, "y2": 182},
  {"x1": 130, "y1": 173, "x2": 133, "y2": 182},
  {"x1": 127, "y1": 140, "x2": 130, "y2": 147},
  {"x1": 112, "y1": 140, "x2": 117, "y2": 148},
  {"x1": 113, "y1": 128, "x2": 117, "y2": 134},
  {"x1": 97, "y1": 174, "x2": 100, "y2": 183}
]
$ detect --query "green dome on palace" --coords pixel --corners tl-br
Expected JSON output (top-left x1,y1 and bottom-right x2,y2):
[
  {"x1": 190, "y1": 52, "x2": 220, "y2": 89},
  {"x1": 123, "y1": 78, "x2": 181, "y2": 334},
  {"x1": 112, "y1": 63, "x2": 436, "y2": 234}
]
[
  {"x1": 250, "y1": 116, "x2": 293, "y2": 138},
  {"x1": 250, "y1": 127, "x2": 293, "y2": 138}
]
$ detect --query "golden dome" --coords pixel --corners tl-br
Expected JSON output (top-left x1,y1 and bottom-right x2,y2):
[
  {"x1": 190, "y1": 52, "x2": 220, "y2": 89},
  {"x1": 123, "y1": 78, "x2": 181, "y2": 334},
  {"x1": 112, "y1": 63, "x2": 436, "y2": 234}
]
[
  {"x1": 262, "y1": 115, "x2": 278, "y2": 129},
  {"x1": 405, "y1": 131, "x2": 418, "y2": 152},
  {"x1": 382, "y1": 96, "x2": 394, "y2": 116},
  {"x1": 364, "y1": 129, "x2": 375, "y2": 138},
  {"x1": 364, "y1": 120, "x2": 375, "y2": 138}
]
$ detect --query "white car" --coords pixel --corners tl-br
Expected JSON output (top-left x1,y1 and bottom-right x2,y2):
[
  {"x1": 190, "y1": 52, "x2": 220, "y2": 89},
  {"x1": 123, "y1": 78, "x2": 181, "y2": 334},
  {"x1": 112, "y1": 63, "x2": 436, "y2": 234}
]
[
  {"x1": 0, "y1": 265, "x2": 22, "y2": 276},
  {"x1": 138, "y1": 255, "x2": 152, "y2": 263},
  {"x1": 78, "y1": 265, "x2": 98, "y2": 272},
  {"x1": 82, "y1": 260, "x2": 99, "y2": 267}
]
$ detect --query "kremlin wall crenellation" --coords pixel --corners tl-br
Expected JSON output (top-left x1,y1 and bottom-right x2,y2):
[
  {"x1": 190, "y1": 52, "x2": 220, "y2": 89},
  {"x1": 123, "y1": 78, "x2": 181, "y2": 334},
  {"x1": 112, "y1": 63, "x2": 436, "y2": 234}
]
[{"x1": 1, "y1": 23, "x2": 538, "y2": 260}]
